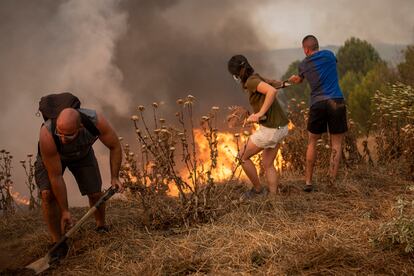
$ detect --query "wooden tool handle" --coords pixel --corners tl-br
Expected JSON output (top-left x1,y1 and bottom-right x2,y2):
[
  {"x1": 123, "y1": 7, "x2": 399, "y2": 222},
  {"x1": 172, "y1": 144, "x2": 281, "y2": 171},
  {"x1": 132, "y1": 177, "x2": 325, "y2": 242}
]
[{"x1": 48, "y1": 186, "x2": 118, "y2": 254}]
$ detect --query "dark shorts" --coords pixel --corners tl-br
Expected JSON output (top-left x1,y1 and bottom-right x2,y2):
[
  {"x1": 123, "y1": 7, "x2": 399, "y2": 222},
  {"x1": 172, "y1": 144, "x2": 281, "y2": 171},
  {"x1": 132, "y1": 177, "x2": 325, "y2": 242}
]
[
  {"x1": 35, "y1": 149, "x2": 102, "y2": 196},
  {"x1": 307, "y1": 99, "x2": 348, "y2": 134}
]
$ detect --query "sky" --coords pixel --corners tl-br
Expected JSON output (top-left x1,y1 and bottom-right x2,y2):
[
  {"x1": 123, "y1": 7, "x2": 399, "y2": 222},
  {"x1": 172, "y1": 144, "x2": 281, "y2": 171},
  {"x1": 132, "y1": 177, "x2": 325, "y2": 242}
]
[
  {"x1": 255, "y1": 0, "x2": 414, "y2": 49},
  {"x1": 0, "y1": 0, "x2": 413, "y2": 206}
]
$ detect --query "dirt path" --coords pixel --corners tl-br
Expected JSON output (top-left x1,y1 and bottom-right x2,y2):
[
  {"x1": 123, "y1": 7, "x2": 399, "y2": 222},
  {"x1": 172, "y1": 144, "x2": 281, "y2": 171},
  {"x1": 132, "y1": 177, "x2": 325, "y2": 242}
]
[{"x1": 0, "y1": 240, "x2": 30, "y2": 270}]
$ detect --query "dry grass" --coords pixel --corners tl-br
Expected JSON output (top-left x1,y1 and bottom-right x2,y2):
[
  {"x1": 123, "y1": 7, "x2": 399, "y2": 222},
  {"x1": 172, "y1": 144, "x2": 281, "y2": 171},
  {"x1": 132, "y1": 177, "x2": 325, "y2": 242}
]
[
  {"x1": 1, "y1": 85, "x2": 413, "y2": 275},
  {"x1": 1, "y1": 165, "x2": 414, "y2": 275}
]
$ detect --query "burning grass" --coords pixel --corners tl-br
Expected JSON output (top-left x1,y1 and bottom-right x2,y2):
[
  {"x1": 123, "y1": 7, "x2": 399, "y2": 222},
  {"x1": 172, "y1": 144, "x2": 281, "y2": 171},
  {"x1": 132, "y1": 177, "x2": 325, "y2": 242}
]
[
  {"x1": 118, "y1": 95, "x2": 367, "y2": 231},
  {"x1": 1, "y1": 164, "x2": 414, "y2": 275},
  {"x1": 1, "y1": 85, "x2": 413, "y2": 274}
]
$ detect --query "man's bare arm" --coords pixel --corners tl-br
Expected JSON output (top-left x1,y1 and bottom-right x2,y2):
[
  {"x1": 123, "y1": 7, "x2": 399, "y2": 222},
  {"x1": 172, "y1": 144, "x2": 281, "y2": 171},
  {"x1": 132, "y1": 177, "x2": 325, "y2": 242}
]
[
  {"x1": 288, "y1": 75, "x2": 303, "y2": 84},
  {"x1": 95, "y1": 113, "x2": 123, "y2": 191},
  {"x1": 39, "y1": 126, "x2": 73, "y2": 231},
  {"x1": 39, "y1": 126, "x2": 69, "y2": 212}
]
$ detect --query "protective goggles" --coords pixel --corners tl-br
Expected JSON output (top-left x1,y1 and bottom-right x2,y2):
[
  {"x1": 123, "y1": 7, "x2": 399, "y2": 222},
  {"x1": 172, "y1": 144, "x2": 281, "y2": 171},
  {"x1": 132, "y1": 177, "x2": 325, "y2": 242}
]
[{"x1": 54, "y1": 128, "x2": 79, "y2": 140}]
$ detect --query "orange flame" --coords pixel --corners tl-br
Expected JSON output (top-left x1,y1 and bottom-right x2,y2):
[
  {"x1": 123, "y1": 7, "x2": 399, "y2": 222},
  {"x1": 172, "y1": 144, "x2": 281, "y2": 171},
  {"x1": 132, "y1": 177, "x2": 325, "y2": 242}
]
[
  {"x1": 170, "y1": 126, "x2": 289, "y2": 196},
  {"x1": 135, "y1": 121, "x2": 294, "y2": 197},
  {"x1": 10, "y1": 188, "x2": 30, "y2": 206},
  {"x1": 128, "y1": 171, "x2": 138, "y2": 184},
  {"x1": 177, "y1": 129, "x2": 246, "y2": 183}
]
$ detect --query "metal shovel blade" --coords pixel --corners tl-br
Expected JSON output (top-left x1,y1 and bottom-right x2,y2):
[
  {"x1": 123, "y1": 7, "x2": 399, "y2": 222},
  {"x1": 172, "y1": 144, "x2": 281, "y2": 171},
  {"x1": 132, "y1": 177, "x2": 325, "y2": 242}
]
[
  {"x1": 25, "y1": 254, "x2": 51, "y2": 274},
  {"x1": 25, "y1": 186, "x2": 117, "y2": 274}
]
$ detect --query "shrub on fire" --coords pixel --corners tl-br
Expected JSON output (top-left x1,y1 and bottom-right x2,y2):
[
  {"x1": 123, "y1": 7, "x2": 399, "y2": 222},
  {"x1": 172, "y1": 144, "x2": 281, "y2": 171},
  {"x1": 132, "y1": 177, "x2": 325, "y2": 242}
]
[{"x1": 119, "y1": 96, "x2": 241, "y2": 229}]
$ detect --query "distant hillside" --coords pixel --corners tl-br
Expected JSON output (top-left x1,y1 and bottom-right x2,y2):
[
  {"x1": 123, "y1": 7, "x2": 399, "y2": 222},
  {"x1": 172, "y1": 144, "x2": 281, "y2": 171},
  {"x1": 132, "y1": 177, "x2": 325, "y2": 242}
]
[{"x1": 249, "y1": 43, "x2": 407, "y2": 78}]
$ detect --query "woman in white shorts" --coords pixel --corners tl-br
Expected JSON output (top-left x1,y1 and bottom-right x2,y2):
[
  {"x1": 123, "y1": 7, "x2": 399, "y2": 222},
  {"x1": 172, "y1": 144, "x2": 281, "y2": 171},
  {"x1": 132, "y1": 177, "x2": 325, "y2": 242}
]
[{"x1": 228, "y1": 55, "x2": 289, "y2": 197}]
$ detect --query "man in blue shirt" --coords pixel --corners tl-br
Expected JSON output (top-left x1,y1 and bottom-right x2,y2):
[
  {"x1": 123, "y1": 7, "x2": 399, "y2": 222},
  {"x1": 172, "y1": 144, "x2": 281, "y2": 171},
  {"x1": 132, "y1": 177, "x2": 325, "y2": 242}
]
[{"x1": 289, "y1": 35, "x2": 348, "y2": 192}]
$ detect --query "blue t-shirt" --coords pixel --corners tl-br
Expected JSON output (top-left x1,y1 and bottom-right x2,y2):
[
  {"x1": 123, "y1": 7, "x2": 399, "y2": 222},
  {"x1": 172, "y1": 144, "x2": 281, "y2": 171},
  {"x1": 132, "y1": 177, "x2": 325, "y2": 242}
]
[{"x1": 298, "y1": 50, "x2": 344, "y2": 106}]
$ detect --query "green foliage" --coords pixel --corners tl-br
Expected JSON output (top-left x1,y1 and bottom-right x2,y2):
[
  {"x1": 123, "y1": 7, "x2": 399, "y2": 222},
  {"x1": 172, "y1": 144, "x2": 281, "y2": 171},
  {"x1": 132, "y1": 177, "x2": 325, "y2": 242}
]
[
  {"x1": 336, "y1": 37, "x2": 382, "y2": 78},
  {"x1": 339, "y1": 71, "x2": 362, "y2": 101},
  {"x1": 398, "y1": 45, "x2": 414, "y2": 86},
  {"x1": 374, "y1": 196, "x2": 414, "y2": 253},
  {"x1": 370, "y1": 83, "x2": 414, "y2": 177},
  {"x1": 371, "y1": 81, "x2": 414, "y2": 247},
  {"x1": 280, "y1": 60, "x2": 310, "y2": 105},
  {"x1": 347, "y1": 63, "x2": 393, "y2": 131}
]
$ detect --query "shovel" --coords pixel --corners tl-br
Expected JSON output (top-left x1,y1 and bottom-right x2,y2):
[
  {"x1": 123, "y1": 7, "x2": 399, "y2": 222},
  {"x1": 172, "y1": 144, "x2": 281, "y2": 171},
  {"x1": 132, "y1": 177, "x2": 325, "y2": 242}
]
[{"x1": 26, "y1": 186, "x2": 118, "y2": 274}]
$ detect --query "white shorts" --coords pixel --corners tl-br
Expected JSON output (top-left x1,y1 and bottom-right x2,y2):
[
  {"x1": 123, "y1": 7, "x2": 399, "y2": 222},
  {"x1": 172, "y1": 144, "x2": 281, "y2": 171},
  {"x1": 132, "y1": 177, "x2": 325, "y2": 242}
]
[{"x1": 250, "y1": 124, "x2": 288, "y2": 149}]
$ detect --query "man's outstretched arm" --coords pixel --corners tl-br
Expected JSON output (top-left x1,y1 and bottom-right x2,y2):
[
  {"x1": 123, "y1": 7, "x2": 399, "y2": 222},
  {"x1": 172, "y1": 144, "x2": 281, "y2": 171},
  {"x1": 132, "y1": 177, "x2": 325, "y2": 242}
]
[
  {"x1": 288, "y1": 75, "x2": 303, "y2": 84},
  {"x1": 39, "y1": 126, "x2": 73, "y2": 232},
  {"x1": 95, "y1": 113, "x2": 123, "y2": 192}
]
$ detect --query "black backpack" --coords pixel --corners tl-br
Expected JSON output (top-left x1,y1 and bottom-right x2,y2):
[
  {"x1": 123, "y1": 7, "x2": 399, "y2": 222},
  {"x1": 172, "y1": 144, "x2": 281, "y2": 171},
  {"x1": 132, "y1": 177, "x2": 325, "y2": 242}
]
[{"x1": 38, "y1": 92, "x2": 100, "y2": 152}]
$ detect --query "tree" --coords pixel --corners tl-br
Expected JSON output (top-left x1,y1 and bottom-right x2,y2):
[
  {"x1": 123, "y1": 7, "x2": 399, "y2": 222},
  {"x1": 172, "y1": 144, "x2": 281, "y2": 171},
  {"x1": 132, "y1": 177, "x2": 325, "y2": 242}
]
[
  {"x1": 398, "y1": 45, "x2": 414, "y2": 86},
  {"x1": 336, "y1": 37, "x2": 382, "y2": 78},
  {"x1": 339, "y1": 71, "x2": 362, "y2": 101},
  {"x1": 347, "y1": 63, "x2": 394, "y2": 131}
]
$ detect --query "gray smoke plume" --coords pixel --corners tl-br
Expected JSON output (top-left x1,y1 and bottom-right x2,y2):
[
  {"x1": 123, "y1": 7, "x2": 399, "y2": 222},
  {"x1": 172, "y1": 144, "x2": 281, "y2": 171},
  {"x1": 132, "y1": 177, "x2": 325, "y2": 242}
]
[
  {"x1": 0, "y1": 0, "x2": 132, "y2": 206},
  {"x1": 111, "y1": 0, "x2": 271, "y2": 128},
  {"x1": 0, "y1": 0, "x2": 269, "y2": 206},
  {"x1": 2, "y1": 0, "x2": 413, "y2": 206},
  {"x1": 115, "y1": 1, "x2": 264, "y2": 100}
]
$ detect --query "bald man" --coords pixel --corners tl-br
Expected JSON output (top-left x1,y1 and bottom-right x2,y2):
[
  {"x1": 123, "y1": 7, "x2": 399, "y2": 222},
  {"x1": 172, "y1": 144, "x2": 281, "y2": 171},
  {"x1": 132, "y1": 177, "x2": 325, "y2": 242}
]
[{"x1": 35, "y1": 107, "x2": 123, "y2": 259}]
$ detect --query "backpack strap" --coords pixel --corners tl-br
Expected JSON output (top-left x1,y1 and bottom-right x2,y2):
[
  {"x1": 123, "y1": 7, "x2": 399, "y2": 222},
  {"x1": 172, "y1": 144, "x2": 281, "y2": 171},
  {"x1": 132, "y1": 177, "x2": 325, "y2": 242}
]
[
  {"x1": 37, "y1": 121, "x2": 61, "y2": 156},
  {"x1": 79, "y1": 112, "x2": 100, "y2": 137},
  {"x1": 50, "y1": 119, "x2": 62, "y2": 152}
]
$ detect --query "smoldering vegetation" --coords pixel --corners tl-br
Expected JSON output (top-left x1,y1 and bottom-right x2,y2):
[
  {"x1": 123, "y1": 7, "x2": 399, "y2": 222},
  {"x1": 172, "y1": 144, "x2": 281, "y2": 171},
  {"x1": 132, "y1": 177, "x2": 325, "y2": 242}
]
[{"x1": 1, "y1": 83, "x2": 414, "y2": 274}]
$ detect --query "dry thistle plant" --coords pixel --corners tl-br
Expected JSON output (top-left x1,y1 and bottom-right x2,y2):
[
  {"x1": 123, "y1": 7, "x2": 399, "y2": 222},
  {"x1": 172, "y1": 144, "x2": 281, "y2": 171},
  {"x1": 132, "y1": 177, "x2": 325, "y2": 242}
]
[
  {"x1": 280, "y1": 99, "x2": 309, "y2": 172},
  {"x1": 120, "y1": 97, "x2": 240, "y2": 229},
  {"x1": 226, "y1": 105, "x2": 250, "y2": 128},
  {"x1": 199, "y1": 107, "x2": 220, "y2": 186},
  {"x1": 20, "y1": 154, "x2": 40, "y2": 210},
  {"x1": 370, "y1": 83, "x2": 414, "y2": 180},
  {"x1": 0, "y1": 149, "x2": 15, "y2": 214},
  {"x1": 118, "y1": 91, "x2": 386, "y2": 229},
  {"x1": 342, "y1": 118, "x2": 363, "y2": 167},
  {"x1": 225, "y1": 105, "x2": 264, "y2": 180}
]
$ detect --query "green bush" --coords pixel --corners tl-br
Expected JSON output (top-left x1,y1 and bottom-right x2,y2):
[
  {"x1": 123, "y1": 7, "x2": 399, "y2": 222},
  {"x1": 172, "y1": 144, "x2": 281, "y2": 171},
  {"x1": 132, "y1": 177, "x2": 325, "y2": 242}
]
[{"x1": 374, "y1": 196, "x2": 414, "y2": 253}]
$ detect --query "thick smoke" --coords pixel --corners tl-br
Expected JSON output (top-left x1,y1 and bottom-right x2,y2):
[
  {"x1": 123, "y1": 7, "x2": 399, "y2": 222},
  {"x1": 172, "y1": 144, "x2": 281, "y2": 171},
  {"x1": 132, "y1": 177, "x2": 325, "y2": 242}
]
[
  {"x1": 0, "y1": 0, "x2": 269, "y2": 206},
  {"x1": 112, "y1": 0, "x2": 270, "y2": 124},
  {"x1": 2, "y1": 0, "x2": 413, "y2": 206},
  {"x1": 0, "y1": 0, "x2": 130, "y2": 206}
]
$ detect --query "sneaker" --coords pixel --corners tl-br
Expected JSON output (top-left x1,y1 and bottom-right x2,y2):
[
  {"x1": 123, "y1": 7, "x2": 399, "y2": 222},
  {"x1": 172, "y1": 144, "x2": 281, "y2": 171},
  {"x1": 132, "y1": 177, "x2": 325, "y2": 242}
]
[
  {"x1": 242, "y1": 187, "x2": 267, "y2": 200},
  {"x1": 303, "y1": 184, "x2": 314, "y2": 193},
  {"x1": 95, "y1": 225, "x2": 110, "y2": 233},
  {"x1": 49, "y1": 241, "x2": 69, "y2": 262}
]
